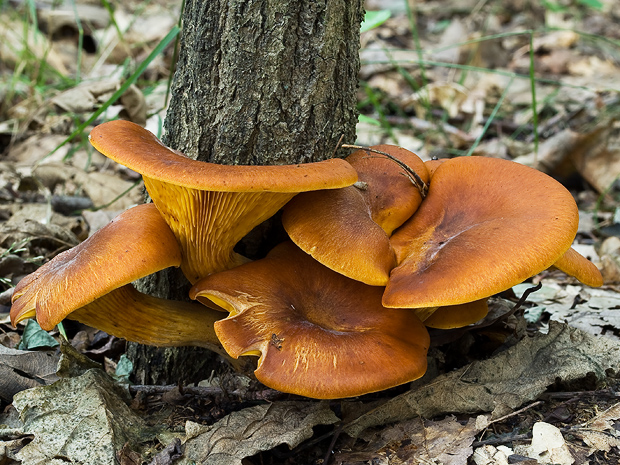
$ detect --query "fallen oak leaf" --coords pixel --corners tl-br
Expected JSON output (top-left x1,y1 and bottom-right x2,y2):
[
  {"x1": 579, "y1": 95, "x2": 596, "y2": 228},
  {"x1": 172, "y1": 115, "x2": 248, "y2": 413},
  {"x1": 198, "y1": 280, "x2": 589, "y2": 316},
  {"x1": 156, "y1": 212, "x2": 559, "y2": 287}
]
[{"x1": 181, "y1": 402, "x2": 338, "y2": 465}]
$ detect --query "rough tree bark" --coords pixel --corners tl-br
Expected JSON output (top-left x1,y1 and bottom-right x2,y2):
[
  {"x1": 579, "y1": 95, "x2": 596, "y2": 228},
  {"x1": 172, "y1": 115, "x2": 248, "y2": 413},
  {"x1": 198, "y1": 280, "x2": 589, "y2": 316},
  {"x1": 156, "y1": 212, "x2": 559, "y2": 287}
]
[{"x1": 128, "y1": 0, "x2": 364, "y2": 384}]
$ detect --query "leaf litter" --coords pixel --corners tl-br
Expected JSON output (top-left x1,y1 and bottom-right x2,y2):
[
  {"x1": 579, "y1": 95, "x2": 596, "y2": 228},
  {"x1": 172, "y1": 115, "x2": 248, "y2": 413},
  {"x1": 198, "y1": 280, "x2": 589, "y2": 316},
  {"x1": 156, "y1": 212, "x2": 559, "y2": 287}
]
[{"x1": 1, "y1": 0, "x2": 620, "y2": 463}]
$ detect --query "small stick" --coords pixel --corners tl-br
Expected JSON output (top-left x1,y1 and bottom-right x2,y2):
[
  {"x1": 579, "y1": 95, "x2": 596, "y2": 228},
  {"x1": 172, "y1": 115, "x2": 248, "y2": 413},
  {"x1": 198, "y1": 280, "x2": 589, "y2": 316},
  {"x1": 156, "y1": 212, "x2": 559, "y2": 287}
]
[
  {"x1": 331, "y1": 134, "x2": 345, "y2": 160},
  {"x1": 489, "y1": 400, "x2": 545, "y2": 425},
  {"x1": 341, "y1": 144, "x2": 428, "y2": 199}
]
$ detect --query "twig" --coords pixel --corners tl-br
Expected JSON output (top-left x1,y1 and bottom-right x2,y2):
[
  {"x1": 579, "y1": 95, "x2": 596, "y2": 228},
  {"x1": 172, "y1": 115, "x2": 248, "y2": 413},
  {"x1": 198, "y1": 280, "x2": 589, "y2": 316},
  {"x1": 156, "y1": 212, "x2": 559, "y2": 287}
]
[
  {"x1": 331, "y1": 134, "x2": 345, "y2": 159},
  {"x1": 489, "y1": 401, "x2": 544, "y2": 426},
  {"x1": 383, "y1": 115, "x2": 474, "y2": 142},
  {"x1": 473, "y1": 432, "x2": 532, "y2": 447},
  {"x1": 540, "y1": 388, "x2": 620, "y2": 400},
  {"x1": 323, "y1": 424, "x2": 343, "y2": 465}
]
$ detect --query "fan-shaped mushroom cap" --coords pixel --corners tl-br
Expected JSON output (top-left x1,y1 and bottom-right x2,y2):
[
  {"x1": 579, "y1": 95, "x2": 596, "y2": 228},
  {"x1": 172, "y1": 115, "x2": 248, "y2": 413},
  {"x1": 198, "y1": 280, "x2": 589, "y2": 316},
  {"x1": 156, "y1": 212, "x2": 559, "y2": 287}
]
[
  {"x1": 190, "y1": 242, "x2": 430, "y2": 399},
  {"x1": 282, "y1": 145, "x2": 428, "y2": 286},
  {"x1": 11, "y1": 203, "x2": 181, "y2": 330},
  {"x1": 552, "y1": 247, "x2": 603, "y2": 287},
  {"x1": 384, "y1": 156, "x2": 579, "y2": 308},
  {"x1": 423, "y1": 299, "x2": 489, "y2": 329},
  {"x1": 89, "y1": 121, "x2": 358, "y2": 283}
]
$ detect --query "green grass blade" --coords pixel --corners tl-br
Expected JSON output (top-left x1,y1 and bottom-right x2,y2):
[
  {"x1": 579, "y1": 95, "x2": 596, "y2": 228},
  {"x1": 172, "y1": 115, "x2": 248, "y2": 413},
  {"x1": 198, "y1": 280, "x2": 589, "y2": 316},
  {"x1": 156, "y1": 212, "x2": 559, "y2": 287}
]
[
  {"x1": 529, "y1": 32, "x2": 539, "y2": 158},
  {"x1": 361, "y1": 10, "x2": 391, "y2": 33},
  {"x1": 464, "y1": 76, "x2": 515, "y2": 157}
]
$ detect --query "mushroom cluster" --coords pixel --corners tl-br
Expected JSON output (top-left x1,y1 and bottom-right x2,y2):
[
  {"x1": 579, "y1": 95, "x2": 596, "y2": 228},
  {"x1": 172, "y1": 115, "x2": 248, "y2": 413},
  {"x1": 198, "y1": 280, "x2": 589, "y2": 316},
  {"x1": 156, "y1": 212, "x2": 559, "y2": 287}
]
[{"x1": 10, "y1": 120, "x2": 603, "y2": 399}]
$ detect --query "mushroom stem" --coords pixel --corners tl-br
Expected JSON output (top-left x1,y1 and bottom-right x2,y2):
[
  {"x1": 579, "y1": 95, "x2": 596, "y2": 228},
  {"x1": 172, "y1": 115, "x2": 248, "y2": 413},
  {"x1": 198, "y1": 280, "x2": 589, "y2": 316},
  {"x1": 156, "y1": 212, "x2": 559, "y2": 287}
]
[
  {"x1": 341, "y1": 144, "x2": 429, "y2": 198},
  {"x1": 71, "y1": 284, "x2": 224, "y2": 349},
  {"x1": 70, "y1": 284, "x2": 252, "y2": 370}
]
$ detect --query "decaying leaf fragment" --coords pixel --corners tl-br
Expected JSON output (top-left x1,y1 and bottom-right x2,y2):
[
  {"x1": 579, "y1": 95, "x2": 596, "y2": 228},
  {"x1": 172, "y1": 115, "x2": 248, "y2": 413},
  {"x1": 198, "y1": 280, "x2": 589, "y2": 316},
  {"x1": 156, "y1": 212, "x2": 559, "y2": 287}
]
[
  {"x1": 336, "y1": 415, "x2": 489, "y2": 465},
  {"x1": 10, "y1": 368, "x2": 149, "y2": 465},
  {"x1": 0, "y1": 345, "x2": 59, "y2": 402},
  {"x1": 181, "y1": 402, "x2": 338, "y2": 465},
  {"x1": 345, "y1": 323, "x2": 620, "y2": 438},
  {"x1": 513, "y1": 422, "x2": 575, "y2": 465}
]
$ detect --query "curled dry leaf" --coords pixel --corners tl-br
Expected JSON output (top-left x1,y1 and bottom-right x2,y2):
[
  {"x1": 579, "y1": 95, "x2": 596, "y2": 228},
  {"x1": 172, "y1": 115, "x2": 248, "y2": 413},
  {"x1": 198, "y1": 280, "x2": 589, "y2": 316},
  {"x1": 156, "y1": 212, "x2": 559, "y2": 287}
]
[{"x1": 181, "y1": 402, "x2": 338, "y2": 465}]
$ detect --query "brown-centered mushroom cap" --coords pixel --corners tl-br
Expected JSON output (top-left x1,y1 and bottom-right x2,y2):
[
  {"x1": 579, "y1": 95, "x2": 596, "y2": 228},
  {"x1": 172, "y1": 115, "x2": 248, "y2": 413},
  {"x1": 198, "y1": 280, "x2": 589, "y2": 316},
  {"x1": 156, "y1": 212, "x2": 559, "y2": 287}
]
[
  {"x1": 89, "y1": 120, "x2": 358, "y2": 283},
  {"x1": 190, "y1": 241, "x2": 430, "y2": 399},
  {"x1": 11, "y1": 203, "x2": 181, "y2": 330},
  {"x1": 384, "y1": 156, "x2": 579, "y2": 309},
  {"x1": 282, "y1": 145, "x2": 429, "y2": 286},
  {"x1": 552, "y1": 247, "x2": 603, "y2": 287}
]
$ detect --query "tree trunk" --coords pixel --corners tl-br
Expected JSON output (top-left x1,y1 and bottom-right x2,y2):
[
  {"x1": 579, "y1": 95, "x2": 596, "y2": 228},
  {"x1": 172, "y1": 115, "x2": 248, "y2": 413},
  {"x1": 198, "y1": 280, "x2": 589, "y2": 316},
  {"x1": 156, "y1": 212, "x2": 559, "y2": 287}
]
[{"x1": 129, "y1": 0, "x2": 364, "y2": 385}]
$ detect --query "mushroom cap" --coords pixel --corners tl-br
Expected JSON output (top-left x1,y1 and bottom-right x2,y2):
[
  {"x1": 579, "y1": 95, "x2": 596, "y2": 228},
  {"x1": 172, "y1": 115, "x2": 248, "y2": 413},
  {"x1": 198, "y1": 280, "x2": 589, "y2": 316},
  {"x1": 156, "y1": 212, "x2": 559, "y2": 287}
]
[
  {"x1": 89, "y1": 120, "x2": 358, "y2": 192},
  {"x1": 346, "y1": 145, "x2": 429, "y2": 235},
  {"x1": 190, "y1": 242, "x2": 430, "y2": 399},
  {"x1": 89, "y1": 120, "x2": 358, "y2": 282},
  {"x1": 11, "y1": 203, "x2": 181, "y2": 329},
  {"x1": 423, "y1": 299, "x2": 489, "y2": 329},
  {"x1": 424, "y1": 158, "x2": 447, "y2": 178},
  {"x1": 384, "y1": 156, "x2": 579, "y2": 308},
  {"x1": 552, "y1": 247, "x2": 603, "y2": 287},
  {"x1": 282, "y1": 187, "x2": 397, "y2": 285},
  {"x1": 282, "y1": 145, "x2": 428, "y2": 286}
]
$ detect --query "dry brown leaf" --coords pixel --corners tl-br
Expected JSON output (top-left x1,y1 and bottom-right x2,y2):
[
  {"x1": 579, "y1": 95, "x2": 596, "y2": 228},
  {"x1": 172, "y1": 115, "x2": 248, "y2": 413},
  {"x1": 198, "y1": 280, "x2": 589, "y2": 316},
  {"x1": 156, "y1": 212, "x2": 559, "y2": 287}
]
[
  {"x1": 573, "y1": 430, "x2": 620, "y2": 455},
  {"x1": 6, "y1": 135, "x2": 72, "y2": 166},
  {"x1": 0, "y1": 14, "x2": 68, "y2": 74},
  {"x1": 52, "y1": 80, "x2": 146, "y2": 125},
  {"x1": 9, "y1": 367, "x2": 150, "y2": 465},
  {"x1": 431, "y1": 18, "x2": 467, "y2": 63},
  {"x1": 472, "y1": 445, "x2": 511, "y2": 465},
  {"x1": 404, "y1": 82, "x2": 469, "y2": 119},
  {"x1": 180, "y1": 402, "x2": 338, "y2": 465},
  {"x1": 0, "y1": 345, "x2": 59, "y2": 402},
  {"x1": 514, "y1": 283, "x2": 620, "y2": 341},
  {"x1": 585, "y1": 402, "x2": 620, "y2": 432},
  {"x1": 72, "y1": 170, "x2": 143, "y2": 211},
  {"x1": 337, "y1": 415, "x2": 489, "y2": 465},
  {"x1": 573, "y1": 145, "x2": 620, "y2": 195},
  {"x1": 38, "y1": 4, "x2": 109, "y2": 37},
  {"x1": 513, "y1": 124, "x2": 613, "y2": 189}
]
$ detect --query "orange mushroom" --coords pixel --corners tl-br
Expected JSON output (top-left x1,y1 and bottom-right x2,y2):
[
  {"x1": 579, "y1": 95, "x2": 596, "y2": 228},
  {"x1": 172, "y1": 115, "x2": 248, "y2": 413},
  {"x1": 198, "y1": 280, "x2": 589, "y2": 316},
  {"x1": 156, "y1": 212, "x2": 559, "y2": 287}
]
[
  {"x1": 384, "y1": 156, "x2": 581, "y2": 309},
  {"x1": 10, "y1": 203, "x2": 229, "y2": 355},
  {"x1": 282, "y1": 145, "x2": 429, "y2": 285},
  {"x1": 11, "y1": 203, "x2": 181, "y2": 329},
  {"x1": 69, "y1": 284, "x2": 225, "y2": 352},
  {"x1": 89, "y1": 120, "x2": 358, "y2": 283},
  {"x1": 552, "y1": 247, "x2": 603, "y2": 287},
  {"x1": 422, "y1": 299, "x2": 489, "y2": 329},
  {"x1": 190, "y1": 242, "x2": 430, "y2": 399}
]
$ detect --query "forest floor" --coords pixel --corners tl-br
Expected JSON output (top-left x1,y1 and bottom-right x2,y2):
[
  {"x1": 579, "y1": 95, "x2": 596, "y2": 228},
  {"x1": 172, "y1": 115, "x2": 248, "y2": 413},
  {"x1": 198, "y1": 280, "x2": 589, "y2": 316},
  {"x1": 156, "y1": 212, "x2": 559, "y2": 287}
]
[{"x1": 1, "y1": 0, "x2": 620, "y2": 464}]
